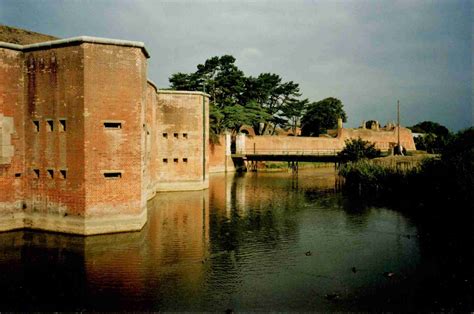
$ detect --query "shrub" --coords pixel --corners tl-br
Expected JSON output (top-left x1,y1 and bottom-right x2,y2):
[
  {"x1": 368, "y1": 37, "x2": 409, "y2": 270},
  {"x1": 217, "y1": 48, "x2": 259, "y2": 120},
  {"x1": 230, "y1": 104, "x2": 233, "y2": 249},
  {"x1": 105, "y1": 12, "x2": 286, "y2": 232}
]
[{"x1": 338, "y1": 138, "x2": 381, "y2": 162}]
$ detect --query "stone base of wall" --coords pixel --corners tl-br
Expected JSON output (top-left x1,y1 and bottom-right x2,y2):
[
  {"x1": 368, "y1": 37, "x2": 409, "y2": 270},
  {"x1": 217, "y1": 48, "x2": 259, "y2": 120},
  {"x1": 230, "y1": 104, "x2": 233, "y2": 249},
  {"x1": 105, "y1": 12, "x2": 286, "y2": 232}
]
[
  {"x1": 0, "y1": 205, "x2": 147, "y2": 235},
  {"x1": 209, "y1": 156, "x2": 237, "y2": 173},
  {"x1": 152, "y1": 179, "x2": 209, "y2": 192}
]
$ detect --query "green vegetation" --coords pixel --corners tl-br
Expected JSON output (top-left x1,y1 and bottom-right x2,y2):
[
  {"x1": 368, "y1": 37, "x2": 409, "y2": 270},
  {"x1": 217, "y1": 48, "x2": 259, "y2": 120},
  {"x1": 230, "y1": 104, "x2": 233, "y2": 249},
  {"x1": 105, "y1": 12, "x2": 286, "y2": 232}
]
[
  {"x1": 339, "y1": 127, "x2": 474, "y2": 210},
  {"x1": 169, "y1": 55, "x2": 347, "y2": 138},
  {"x1": 408, "y1": 121, "x2": 452, "y2": 153},
  {"x1": 338, "y1": 138, "x2": 381, "y2": 162},
  {"x1": 301, "y1": 97, "x2": 347, "y2": 136}
]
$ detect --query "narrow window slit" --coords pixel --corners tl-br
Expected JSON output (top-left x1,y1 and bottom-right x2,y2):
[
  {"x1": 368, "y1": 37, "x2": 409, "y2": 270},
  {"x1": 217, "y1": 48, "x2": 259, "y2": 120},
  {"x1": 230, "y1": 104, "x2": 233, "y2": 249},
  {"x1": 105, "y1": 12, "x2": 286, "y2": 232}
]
[
  {"x1": 47, "y1": 169, "x2": 54, "y2": 179},
  {"x1": 173, "y1": 158, "x2": 178, "y2": 163},
  {"x1": 15, "y1": 173, "x2": 21, "y2": 178},
  {"x1": 173, "y1": 133, "x2": 179, "y2": 138},
  {"x1": 104, "y1": 122, "x2": 122, "y2": 129},
  {"x1": 59, "y1": 119, "x2": 66, "y2": 132},
  {"x1": 183, "y1": 158, "x2": 188, "y2": 163},
  {"x1": 183, "y1": 133, "x2": 188, "y2": 139},
  {"x1": 46, "y1": 120, "x2": 54, "y2": 132},
  {"x1": 103, "y1": 172, "x2": 122, "y2": 179},
  {"x1": 163, "y1": 158, "x2": 168, "y2": 163},
  {"x1": 33, "y1": 120, "x2": 40, "y2": 132},
  {"x1": 59, "y1": 170, "x2": 67, "y2": 179},
  {"x1": 33, "y1": 169, "x2": 40, "y2": 178},
  {"x1": 163, "y1": 133, "x2": 168, "y2": 138}
]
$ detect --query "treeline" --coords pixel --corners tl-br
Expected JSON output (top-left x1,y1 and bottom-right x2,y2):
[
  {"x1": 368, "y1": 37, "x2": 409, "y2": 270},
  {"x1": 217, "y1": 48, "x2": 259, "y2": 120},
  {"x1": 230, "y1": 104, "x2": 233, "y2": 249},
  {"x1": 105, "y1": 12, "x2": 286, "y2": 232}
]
[{"x1": 169, "y1": 55, "x2": 346, "y2": 139}]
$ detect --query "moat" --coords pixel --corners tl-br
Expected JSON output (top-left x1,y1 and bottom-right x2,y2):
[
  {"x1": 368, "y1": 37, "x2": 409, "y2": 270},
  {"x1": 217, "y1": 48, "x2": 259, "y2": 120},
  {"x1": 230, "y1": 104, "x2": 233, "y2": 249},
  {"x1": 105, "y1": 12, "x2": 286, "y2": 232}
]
[{"x1": 0, "y1": 168, "x2": 471, "y2": 311}]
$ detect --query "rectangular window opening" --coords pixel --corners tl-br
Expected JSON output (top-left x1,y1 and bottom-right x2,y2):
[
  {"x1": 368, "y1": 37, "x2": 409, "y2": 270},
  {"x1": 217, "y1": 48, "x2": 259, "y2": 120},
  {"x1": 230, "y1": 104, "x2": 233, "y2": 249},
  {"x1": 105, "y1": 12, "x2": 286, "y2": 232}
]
[
  {"x1": 183, "y1": 158, "x2": 188, "y2": 163},
  {"x1": 33, "y1": 169, "x2": 40, "y2": 179},
  {"x1": 103, "y1": 172, "x2": 122, "y2": 179},
  {"x1": 46, "y1": 120, "x2": 54, "y2": 132},
  {"x1": 163, "y1": 133, "x2": 168, "y2": 138},
  {"x1": 163, "y1": 158, "x2": 168, "y2": 163},
  {"x1": 173, "y1": 133, "x2": 179, "y2": 138},
  {"x1": 59, "y1": 119, "x2": 66, "y2": 132},
  {"x1": 15, "y1": 173, "x2": 21, "y2": 178},
  {"x1": 104, "y1": 122, "x2": 122, "y2": 129},
  {"x1": 183, "y1": 133, "x2": 188, "y2": 139},
  {"x1": 173, "y1": 158, "x2": 178, "y2": 163},
  {"x1": 59, "y1": 170, "x2": 67, "y2": 179},
  {"x1": 47, "y1": 169, "x2": 54, "y2": 179},
  {"x1": 33, "y1": 120, "x2": 40, "y2": 132}
]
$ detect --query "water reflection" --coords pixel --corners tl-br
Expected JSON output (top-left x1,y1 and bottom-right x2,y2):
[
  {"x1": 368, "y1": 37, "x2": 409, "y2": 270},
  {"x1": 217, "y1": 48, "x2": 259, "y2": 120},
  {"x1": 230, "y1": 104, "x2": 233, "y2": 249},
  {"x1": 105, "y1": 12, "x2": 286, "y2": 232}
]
[{"x1": 0, "y1": 168, "x2": 457, "y2": 311}]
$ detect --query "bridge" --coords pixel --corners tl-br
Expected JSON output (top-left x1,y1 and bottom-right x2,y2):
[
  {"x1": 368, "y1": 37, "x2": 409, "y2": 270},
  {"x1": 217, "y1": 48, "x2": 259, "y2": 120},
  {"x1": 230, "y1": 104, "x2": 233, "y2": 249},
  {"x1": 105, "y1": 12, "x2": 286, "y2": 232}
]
[{"x1": 231, "y1": 149, "x2": 342, "y2": 172}]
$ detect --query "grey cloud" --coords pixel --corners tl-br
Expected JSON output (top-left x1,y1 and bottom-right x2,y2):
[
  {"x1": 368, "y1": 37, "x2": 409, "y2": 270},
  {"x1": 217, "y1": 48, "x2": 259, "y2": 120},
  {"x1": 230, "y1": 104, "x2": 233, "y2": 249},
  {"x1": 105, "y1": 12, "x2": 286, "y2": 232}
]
[{"x1": 1, "y1": 0, "x2": 471, "y2": 130}]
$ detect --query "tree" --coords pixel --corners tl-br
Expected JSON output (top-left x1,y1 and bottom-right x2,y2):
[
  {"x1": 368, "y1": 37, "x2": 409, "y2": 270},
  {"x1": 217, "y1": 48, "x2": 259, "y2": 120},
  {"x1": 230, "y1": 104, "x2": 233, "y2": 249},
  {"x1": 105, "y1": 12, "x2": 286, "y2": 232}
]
[
  {"x1": 169, "y1": 55, "x2": 269, "y2": 136},
  {"x1": 242, "y1": 73, "x2": 302, "y2": 135},
  {"x1": 408, "y1": 121, "x2": 451, "y2": 153},
  {"x1": 280, "y1": 98, "x2": 309, "y2": 136},
  {"x1": 408, "y1": 121, "x2": 450, "y2": 137},
  {"x1": 301, "y1": 97, "x2": 347, "y2": 136},
  {"x1": 338, "y1": 138, "x2": 381, "y2": 162},
  {"x1": 169, "y1": 55, "x2": 305, "y2": 137}
]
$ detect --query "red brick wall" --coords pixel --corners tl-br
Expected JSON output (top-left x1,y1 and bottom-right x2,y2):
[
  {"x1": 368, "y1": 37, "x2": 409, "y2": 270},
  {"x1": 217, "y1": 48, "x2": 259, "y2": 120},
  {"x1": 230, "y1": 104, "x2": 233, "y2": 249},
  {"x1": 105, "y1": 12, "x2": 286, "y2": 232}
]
[
  {"x1": 154, "y1": 91, "x2": 209, "y2": 190},
  {"x1": 0, "y1": 47, "x2": 25, "y2": 213},
  {"x1": 23, "y1": 46, "x2": 86, "y2": 216},
  {"x1": 209, "y1": 134, "x2": 235, "y2": 173},
  {"x1": 82, "y1": 43, "x2": 147, "y2": 217},
  {"x1": 240, "y1": 127, "x2": 416, "y2": 155}
]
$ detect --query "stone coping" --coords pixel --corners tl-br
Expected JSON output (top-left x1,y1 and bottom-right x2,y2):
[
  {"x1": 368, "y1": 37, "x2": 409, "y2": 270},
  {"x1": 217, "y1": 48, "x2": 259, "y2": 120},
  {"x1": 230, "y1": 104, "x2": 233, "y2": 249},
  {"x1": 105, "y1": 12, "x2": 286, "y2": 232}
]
[
  {"x1": 147, "y1": 79, "x2": 158, "y2": 91},
  {"x1": 157, "y1": 90, "x2": 210, "y2": 98},
  {"x1": 0, "y1": 35, "x2": 150, "y2": 58}
]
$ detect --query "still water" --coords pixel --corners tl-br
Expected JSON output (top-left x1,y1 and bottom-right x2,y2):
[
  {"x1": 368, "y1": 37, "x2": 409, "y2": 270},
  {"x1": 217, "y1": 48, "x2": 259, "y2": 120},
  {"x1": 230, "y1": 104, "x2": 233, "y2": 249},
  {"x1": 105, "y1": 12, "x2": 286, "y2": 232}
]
[{"x1": 0, "y1": 168, "x2": 469, "y2": 310}]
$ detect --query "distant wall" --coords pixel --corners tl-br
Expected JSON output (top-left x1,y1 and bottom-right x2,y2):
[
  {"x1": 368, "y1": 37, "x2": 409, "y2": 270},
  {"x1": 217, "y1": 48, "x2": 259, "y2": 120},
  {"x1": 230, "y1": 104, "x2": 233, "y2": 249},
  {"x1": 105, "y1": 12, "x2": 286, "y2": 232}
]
[
  {"x1": 236, "y1": 127, "x2": 416, "y2": 155},
  {"x1": 339, "y1": 127, "x2": 416, "y2": 151},
  {"x1": 238, "y1": 135, "x2": 344, "y2": 153}
]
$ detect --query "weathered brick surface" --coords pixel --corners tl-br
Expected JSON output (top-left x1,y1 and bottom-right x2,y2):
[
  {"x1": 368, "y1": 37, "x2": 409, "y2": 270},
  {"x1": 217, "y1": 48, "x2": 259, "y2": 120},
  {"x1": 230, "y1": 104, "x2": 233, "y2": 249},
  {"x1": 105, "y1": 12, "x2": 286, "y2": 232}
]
[
  {"x1": 23, "y1": 46, "x2": 86, "y2": 217},
  {"x1": 0, "y1": 47, "x2": 25, "y2": 220},
  {"x1": 82, "y1": 43, "x2": 147, "y2": 218},
  {"x1": 153, "y1": 91, "x2": 209, "y2": 191},
  {"x1": 209, "y1": 134, "x2": 235, "y2": 173}
]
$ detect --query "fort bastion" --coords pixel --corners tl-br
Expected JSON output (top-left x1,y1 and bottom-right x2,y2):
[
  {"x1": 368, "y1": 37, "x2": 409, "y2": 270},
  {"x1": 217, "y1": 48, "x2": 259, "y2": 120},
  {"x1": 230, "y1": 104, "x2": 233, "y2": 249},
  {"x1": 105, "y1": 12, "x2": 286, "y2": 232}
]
[{"x1": 0, "y1": 36, "x2": 209, "y2": 235}]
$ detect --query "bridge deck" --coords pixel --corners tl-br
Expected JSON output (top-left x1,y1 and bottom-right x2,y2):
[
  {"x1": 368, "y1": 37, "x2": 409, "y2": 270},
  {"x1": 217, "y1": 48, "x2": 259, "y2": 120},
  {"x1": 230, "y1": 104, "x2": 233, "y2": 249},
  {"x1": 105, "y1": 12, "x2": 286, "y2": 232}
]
[{"x1": 232, "y1": 149, "x2": 341, "y2": 162}]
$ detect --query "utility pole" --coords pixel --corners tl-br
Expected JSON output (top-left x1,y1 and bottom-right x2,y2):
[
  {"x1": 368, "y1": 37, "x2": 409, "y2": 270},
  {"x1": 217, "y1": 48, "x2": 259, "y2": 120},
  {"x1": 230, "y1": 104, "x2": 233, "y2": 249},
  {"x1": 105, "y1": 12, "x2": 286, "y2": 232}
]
[{"x1": 397, "y1": 100, "x2": 402, "y2": 155}]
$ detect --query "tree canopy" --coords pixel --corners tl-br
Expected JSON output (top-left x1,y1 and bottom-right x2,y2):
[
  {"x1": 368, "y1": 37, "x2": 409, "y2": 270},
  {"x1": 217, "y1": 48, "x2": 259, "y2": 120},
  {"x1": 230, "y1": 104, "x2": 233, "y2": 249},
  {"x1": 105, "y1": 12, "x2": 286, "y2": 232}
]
[
  {"x1": 408, "y1": 121, "x2": 451, "y2": 153},
  {"x1": 408, "y1": 121, "x2": 450, "y2": 137},
  {"x1": 301, "y1": 97, "x2": 347, "y2": 136},
  {"x1": 169, "y1": 55, "x2": 313, "y2": 137}
]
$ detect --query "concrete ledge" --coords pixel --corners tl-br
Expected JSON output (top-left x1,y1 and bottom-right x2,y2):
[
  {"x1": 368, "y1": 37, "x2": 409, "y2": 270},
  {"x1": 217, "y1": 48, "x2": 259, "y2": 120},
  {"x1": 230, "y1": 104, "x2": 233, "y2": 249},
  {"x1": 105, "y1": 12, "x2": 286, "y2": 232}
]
[
  {"x1": 147, "y1": 79, "x2": 158, "y2": 91},
  {"x1": 157, "y1": 90, "x2": 210, "y2": 98},
  {"x1": 0, "y1": 207, "x2": 147, "y2": 236},
  {"x1": 152, "y1": 179, "x2": 209, "y2": 192}
]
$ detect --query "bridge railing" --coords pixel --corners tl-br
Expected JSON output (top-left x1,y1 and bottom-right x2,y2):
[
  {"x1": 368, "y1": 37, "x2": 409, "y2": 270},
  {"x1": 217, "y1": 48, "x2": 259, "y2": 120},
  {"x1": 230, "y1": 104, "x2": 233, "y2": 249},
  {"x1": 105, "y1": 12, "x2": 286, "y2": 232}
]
[{"x1": 235, "y1": 149, "x2": 342, "y2": 156}]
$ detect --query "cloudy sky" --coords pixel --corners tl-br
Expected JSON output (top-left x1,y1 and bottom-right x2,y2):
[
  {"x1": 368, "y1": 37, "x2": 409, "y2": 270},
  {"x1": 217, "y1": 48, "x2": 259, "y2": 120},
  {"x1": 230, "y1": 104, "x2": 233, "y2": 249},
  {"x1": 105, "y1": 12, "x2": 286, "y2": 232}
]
[{"x1": 1, "y1": 0, "x2": 472, "y2": 130}]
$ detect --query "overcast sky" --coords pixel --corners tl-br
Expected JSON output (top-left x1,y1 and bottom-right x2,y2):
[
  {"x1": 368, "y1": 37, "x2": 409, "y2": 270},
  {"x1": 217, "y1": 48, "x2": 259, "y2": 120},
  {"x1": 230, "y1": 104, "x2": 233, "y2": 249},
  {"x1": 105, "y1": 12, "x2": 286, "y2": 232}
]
[{"x1": 1, "y1": 0, "x2": 472, "y2": 130}]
